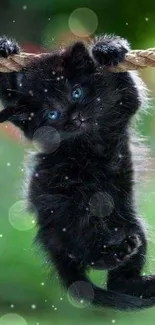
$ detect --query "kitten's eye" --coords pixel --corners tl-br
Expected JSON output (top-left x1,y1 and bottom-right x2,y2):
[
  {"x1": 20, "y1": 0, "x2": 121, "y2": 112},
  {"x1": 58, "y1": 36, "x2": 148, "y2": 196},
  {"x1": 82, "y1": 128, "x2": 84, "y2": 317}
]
[
  {"x1": 48, "y1": 110, "x2": 61, "y2": 121},
  {"x1": 72, "y1": 86, "x2": 83, "y2": 101}
]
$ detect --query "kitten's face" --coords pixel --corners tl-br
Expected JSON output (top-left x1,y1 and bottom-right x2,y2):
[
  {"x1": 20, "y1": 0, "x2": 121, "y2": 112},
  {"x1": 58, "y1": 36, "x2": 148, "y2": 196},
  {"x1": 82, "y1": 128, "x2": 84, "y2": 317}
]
[{"x1": 0, "y1": 42, "x2": 122, "y2": 151}]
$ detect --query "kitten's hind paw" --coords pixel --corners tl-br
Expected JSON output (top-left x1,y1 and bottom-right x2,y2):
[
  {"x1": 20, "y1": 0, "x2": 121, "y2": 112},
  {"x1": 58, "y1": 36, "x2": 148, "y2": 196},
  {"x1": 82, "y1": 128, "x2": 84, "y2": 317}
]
[
  {"x1": 0, "y1": 36, "x2": 20, "y2": 58},
  {"x1": 114, "y1": 235, "x2": 141, "y2": 263},
  {"x1": 92, "y1": 35, "x2": 130, "y2": 67}
]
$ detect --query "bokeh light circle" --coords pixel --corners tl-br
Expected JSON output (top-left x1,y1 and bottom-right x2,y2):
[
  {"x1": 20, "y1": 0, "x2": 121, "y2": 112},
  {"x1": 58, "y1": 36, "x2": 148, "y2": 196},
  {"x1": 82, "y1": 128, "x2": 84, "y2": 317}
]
[
  {"x1": 32, "y1": 126, "x2": 61, "y2": 153},
  {"x1": 67, "y1": 281, "x2": 94, "y2": 308},
  {"x1": 9, "y1": 200, "x2": 36, "y2": 231},
  {"x1": 0, "y1": 234, "x2": 5, "y2": 256},
  {"x1": 0, "y1": 314, "x2": 27, "y2": 325},
  {"x1": 89, "y1": 191, "x2": 114, "y2": 218},
  {"x1": 69, "y1": 8, "x2": 98, "y2": 37}
]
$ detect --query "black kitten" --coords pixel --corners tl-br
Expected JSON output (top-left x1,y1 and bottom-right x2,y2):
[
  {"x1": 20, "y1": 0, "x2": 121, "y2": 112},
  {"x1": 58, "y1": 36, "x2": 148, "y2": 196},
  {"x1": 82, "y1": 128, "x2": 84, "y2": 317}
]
[{"x1": 0, "y1": 35, "x2": 155, "y2": 310}]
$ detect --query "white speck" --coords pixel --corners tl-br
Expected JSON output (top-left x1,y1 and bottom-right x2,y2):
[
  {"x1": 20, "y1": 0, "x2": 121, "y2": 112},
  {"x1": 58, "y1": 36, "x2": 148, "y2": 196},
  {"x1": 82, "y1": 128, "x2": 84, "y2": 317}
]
[
  {"x1": 120, "y1": 102, "x2": 123, "y2": 105},
  {"x1": 44, "y1": 89, "x2": 48, "y2": 92},
  {"x1": 100, "y1": 107, "x2": 103, "y2": 110},
  {"x1": 143, "y1": 272, "x2": 146, "y2": 276},
  {"x1": 52, "y1": 71, "x2": 56, "y2": 75},
  {"x1": 52, "y1": 305, "x2": 55, "y2": 308},
  {"x1": 60, "y1": 297, "x2": 63, "y2": 301},
  {"x1": 29, "y1": 90, "x2": 34, "y2": 96},
  {"x1": 86, "y1": 207, "x2": 89, "y2": 211},
  {"x1": 112, "y1": 320, "x2": 116, "y2": 324},
  {"x1": 23, "y1": 5, "x2": 27, "y2": 10},
  {"x1": 51, "y1": 210, "x2": 54, "y2": 214},
  {"x1": 118, "y1": 154, "x2": 122, "y2": 158},
  {"x1": 97, "y1": 97, "x2": 101, "y2": 102},
  {"x1": 126, "y1": 22, "x2": 128, "y2": 25},
  {"x1": 41, "y1": 282, "x2": 45, "y2": 286},
  {"x1": 62, "y1": 228, "x2": 66, "y2": 232},
  {"x1": 0, "y1": 234, "x2": 3, "y2": 238},
  {"x1": 8, "y1": 93, "x2": 11, "y2": 97},
  {"x1": 91, "y1": 262, "x2": 94, "y2": 265},
  {"x1": 68, "y1": 254, "x2": 75, "y2": 259},
  {"x1": 31, "y1": 112, "x2": 34, "y2": 116},
  {"x1": 31, "y1": 304, "x2": 36, "y2": 309},
  {"x1": 35, "y1": 173, "x2": 39, "y2": 177},
  {"x1": 45, "y1": 300, "x2": 47, "y2": 303},
  {"x1": 28, "y1": 117, "x2": 32, "y2": 121},
  {"x1": 21, "y1": 168, "x2": 24, "y2": 172},
  {"x1": 7, "y1": 162, "x2": 11, "y2": 167},
  {"x1": 19, "y1": 83, "x2": 22, "y2": 87},
  {"x1": 65, "y1": 176, "x2": 68, "y2": 180},
  {"x1": 80, "y1": 300, "x2": 84, "y2": 304},
  {"x1": 61, "y1": 76, "x2": 64, "y2": 79},
  {"x1": 140, "y1": 295, "x2": 143, "y2": 299},
  {"x1": 103, "y1": 245, "x2": 107, "y2": 249},
  {"x1": 13, "y1": 20, "x2": 15, "y2": 23},
  {"x1": 114, "y1": 228, "x2": 118, "y2": 232},
  {"x1": 48, "y1": 17, "x2": 51, "y2": 20},
  {"x1": 32, "y1": 220, "x2": 35, "y2": 224},
  {"x1": 10, "y1": 304, "x2": 14, "y2": 308},
  {"x1": 145, "y1": 17, "x2": 149, "y2": 21},
  {"x1": 57, "y1": 77, "x2": 60, "y2": 81},
  {"x1": 54, "y1": 307, "x2": 57, "y2": 310}
]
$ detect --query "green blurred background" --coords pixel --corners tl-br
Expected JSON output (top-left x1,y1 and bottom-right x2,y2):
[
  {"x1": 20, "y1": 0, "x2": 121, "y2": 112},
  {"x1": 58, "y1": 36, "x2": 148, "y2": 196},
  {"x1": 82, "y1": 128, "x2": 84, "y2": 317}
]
[{"x1": 0, "y1": 0, "x2": 155, "y2": 324}]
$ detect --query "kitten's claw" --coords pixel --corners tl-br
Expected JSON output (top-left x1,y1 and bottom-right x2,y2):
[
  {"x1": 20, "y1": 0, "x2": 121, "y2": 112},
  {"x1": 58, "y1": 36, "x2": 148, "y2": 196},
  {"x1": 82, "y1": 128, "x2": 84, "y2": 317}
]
[
  {"x1": 0, "y1": 36, "x2": 20, "y2": 58},
  {"x1": 92, "y1": 35, "x2": 129, "y2": 66}
]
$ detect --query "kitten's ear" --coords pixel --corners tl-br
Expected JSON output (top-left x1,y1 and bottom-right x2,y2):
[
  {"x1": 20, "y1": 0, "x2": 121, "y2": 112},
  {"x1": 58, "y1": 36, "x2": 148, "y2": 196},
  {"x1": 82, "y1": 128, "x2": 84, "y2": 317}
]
[{"x1": 64, "y1": 42, "x2": 94, "y2": 72}]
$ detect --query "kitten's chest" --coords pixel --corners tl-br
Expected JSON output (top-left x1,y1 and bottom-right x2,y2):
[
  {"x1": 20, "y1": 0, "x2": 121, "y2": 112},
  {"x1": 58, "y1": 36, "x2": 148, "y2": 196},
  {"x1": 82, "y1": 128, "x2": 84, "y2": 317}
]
[{"x1": 30, "y1": 152, "x2": 128, "y2": 198}]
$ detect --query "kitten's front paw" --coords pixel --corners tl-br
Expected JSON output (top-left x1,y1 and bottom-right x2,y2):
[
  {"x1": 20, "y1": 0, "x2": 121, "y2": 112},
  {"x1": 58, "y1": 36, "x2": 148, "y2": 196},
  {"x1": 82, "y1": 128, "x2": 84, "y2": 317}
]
[
  {"x1": 0, "y1": 36, "x2": 20, "y2": 58},
  {"x1": 92, "y1": 35, "x2": 129, "y2": 66}
]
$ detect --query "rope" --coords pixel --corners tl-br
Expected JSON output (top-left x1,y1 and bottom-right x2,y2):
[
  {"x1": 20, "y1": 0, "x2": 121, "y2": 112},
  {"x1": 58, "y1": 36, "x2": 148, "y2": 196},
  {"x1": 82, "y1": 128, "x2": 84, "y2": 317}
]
[{"x1": 0, "y1": 48, "x2": 155, "y2": 73}]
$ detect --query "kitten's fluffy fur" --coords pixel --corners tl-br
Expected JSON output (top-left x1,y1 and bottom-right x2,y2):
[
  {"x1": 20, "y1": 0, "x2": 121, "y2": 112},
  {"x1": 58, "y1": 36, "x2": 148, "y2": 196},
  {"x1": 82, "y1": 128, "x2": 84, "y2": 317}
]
[{"x1": 0, "y1": 35, "x2": 155, "y2": 310}]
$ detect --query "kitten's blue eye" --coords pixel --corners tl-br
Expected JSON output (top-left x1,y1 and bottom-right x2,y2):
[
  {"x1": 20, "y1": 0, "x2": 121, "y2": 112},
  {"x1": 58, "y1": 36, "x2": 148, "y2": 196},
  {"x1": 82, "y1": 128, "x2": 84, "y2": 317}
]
[
  {"x1": 48, "y1": 110, "x2": 61, "y2": 121},
  {"x1": 72, "y1": 86, "x2": 83, "y2": 101}
]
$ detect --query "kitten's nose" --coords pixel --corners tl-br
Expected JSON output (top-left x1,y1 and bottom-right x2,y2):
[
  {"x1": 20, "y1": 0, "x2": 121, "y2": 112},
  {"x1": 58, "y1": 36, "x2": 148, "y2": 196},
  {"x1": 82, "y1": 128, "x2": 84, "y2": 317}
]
[{"x1": 71, "y1": 111, "x2": 85, "y2": 127}]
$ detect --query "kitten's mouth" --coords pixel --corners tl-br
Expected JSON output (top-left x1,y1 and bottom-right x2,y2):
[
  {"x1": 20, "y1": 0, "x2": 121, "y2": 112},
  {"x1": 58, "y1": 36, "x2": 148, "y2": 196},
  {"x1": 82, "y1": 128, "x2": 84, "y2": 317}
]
[
  {"x1": 72, "y1": 117, "x2": 89, "y2": 130},
  {"x1": 63, "y1": 116, "x2": 92, "y2": 138}
]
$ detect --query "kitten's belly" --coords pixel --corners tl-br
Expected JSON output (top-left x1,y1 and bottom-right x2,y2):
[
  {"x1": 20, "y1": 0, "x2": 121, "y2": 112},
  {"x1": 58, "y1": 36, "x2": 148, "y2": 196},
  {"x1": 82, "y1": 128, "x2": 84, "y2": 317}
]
[
  {"x1": 27, "y1": 153, "x2": 135, "y2": 249},
  {"x1": 27, "y1": 153, "x2": 128, "y2": 222}
]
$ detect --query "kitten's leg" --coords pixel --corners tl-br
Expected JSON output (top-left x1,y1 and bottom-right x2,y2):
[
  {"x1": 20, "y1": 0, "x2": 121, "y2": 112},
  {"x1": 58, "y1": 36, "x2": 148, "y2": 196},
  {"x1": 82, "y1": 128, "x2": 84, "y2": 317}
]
[
  {"x1": 91, "y1": 35, "x2": 129, "y2": 66},
  {"x1": 90, "y1": 35, "x2": 143, "y2": 123},
  {"x1": 107, "y1": 229, "x2": 155, "y2": 298},
  {"x1": 37, "y1": 213, "x2": 155, "y2": 309},
  {"x1": 45, "y1": 240, "x2": 155, "y2": 309}
]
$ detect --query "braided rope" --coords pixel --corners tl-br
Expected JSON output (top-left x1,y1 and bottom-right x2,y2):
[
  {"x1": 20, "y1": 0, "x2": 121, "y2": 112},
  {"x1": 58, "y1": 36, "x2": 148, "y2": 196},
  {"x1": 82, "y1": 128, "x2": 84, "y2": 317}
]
[{"x1": 0, "y1": 48, "x2": 155, "y2": 73}]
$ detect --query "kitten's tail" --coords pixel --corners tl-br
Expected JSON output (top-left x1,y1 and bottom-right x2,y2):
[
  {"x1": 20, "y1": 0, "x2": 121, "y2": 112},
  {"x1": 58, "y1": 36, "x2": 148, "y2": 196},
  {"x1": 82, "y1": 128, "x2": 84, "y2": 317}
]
[
  {"x1": 92, "y1": 283, "x2": 155, "y2": 310},
  {"x1": 67, "y1": 274, "x2": 155, "y2": 310}
]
